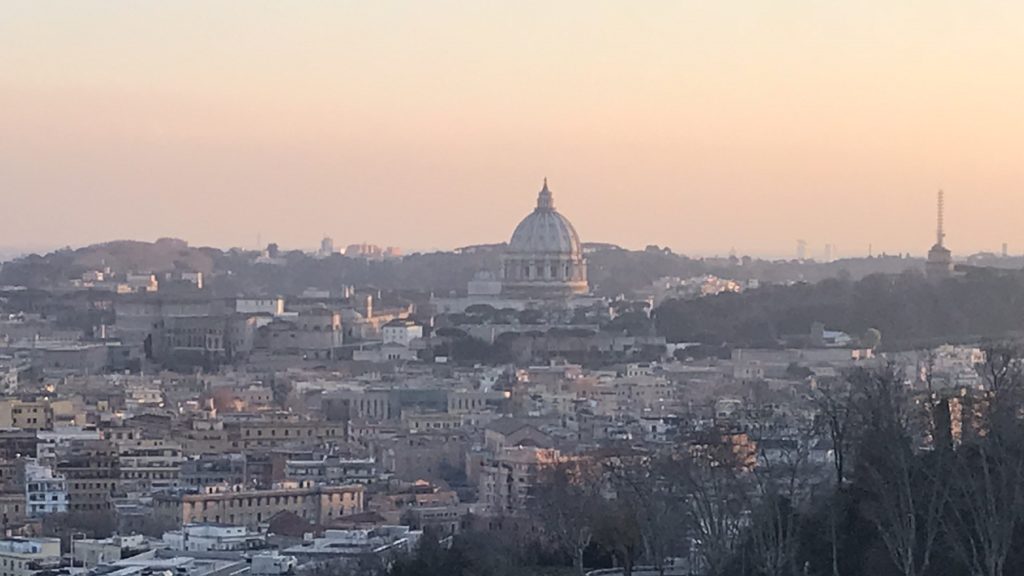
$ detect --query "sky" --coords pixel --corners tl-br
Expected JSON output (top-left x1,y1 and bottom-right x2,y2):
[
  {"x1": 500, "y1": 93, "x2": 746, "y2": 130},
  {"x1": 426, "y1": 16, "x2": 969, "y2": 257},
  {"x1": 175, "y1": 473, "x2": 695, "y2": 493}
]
[{"x1": 2, "y1": 1, "x2": 1024, "y2": 258}]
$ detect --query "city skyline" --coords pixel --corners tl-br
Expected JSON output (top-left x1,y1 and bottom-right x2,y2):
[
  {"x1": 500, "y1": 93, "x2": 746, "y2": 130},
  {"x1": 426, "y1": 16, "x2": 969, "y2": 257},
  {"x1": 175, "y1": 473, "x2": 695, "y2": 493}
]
[
  {"x1": 4, "y1": 2, "x2": 1024, "y2": 256},
  {"x1": 0, "y1": 183, "x2": 1011, "y2": 261},
  {"x1": 4, "y1": 4, "x2": 1024, "y2": 572}
]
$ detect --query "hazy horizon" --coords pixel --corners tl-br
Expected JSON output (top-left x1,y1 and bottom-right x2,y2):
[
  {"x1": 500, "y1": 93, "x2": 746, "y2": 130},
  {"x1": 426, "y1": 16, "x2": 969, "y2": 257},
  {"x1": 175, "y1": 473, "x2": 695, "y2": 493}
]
[
  {"x1": 0, "y1": 236, "x2": 995, "y2": 263},
  {"x1": 4, "y1": 2, "x2": 1024, "y2": 257}
]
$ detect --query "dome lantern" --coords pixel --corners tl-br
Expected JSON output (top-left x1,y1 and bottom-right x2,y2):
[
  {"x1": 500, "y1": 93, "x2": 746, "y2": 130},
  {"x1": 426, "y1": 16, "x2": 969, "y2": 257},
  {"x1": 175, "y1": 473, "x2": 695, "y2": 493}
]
[{"x1": 537, "y1": 178, "x2": 554, "y2": 211}]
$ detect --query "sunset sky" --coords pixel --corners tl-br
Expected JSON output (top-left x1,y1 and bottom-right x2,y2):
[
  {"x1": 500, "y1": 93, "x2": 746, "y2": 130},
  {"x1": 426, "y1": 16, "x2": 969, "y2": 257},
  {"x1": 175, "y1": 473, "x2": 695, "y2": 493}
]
[{"x1": 2, "y1": 1, "x2": 1024, "y2": 258}]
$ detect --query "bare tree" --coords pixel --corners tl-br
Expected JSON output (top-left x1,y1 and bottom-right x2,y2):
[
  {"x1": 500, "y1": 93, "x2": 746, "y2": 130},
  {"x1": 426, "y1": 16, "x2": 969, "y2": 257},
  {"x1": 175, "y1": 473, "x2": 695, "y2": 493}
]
[
  {"x1": 814, "y1": 379, "x2": 854, "y2": 486},
  {"x1": 943, "y1": 344, "x2": 1024, "y2": 576},
  {"x1": 604, "y1": 451, "x2": 689, "y2": 575},
  {"x1": 813, "y1": 379, "x2": 855, "y2": 576},
  {"x1": 595, "y1": 497, "x2": 645, "y2": 576},
  {"x1": 852, "y1": 364, "x2": 949, "y2": 576},
  {"x1": 532, "y1": 460, "x2": 603, "y2": 576},
  {"x1": 674, "y1": 433, "x2": 750, "y2": 576},
  {"x1": 746, "y1": 422, "x2": 821, "y2": 576}
]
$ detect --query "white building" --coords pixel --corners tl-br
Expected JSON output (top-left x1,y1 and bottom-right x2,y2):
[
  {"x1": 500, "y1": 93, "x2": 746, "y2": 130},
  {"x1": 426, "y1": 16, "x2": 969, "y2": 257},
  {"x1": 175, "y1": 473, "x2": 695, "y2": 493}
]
[
  {"x1": 282, "y1": 527, "x2": 421, "y2": 564},
  {"x1": 125, "y1": 274, "x2": 159, "y2": 293},
  {"x1": 24, "y1": 460, "x2": 67, "y2": 517},
  {"x1": 125, "y1": 383, "x2": 164, "y2": 412},
  {"x1": 382, "y1": 320, "x2": 423, "y2": 348},
  {"x1": 251, "y1": 553, "x2": 298, "y2": 576},
  {"x1": 352, "y1": 343, "x2": 420, "y2": 363},
  {"x1": 162, "y1": 523, "x2": 263, "y2": 552},
  {"x1": 236, "y1": 298, "x2": 286, "y2": 317},
  {"x1": 318, "y1": 237, "x2": 336, "y2": 258},
  {"x1": 181, "y1": 272, "x2": 204, "y2": 289},
  {"x1": 99, "y1": 555, "x2": 247, "y2": 576},
  {"x1": 71, "y1": 534, "x2": 146, "y2": 569},
  {"x1": 36, "y1": 427, "x2": 102, "y2": 463},
  {"x1": 0, "y1": 538, "x2": 61, "y2": 576}
]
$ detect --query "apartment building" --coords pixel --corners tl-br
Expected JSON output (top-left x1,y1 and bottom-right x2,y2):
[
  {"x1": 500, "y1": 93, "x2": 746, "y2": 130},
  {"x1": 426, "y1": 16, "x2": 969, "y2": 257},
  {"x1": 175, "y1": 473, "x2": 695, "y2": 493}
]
[
  {"x1": 0, "y1": 402, "x2": 52, "y2": 432},
  {"x1": 478, "y1": 447, "x2": 560, "y2": 515},
  {"x1": 55, "y1": 439, "x2": 119, "y2": 512},
  {"x1": 24, "y1": 460, "x2": 66, "y2": 518},
  {"x1": 118, "y1": 439, "x2": 184, "y2": 494}
]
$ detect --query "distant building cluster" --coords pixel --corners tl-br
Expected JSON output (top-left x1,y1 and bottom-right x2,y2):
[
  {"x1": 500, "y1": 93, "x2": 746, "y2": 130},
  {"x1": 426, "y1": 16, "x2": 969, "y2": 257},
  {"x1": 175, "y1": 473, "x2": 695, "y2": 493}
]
[
  {"x1": 343, "y1": 244, "x2": 401, "y2": 261},
  {"x1": 636, "y1": 275, "x2": 754, "y2": 306}
]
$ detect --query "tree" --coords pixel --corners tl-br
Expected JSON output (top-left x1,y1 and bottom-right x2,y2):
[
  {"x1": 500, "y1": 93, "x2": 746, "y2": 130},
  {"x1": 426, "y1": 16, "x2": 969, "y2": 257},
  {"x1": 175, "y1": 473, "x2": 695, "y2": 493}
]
[
  {"x1": 532, "y1": 460, "x2": 603, "y2": 576},
  {"x1": 851, "y1": 365, "x2": 949, "y2": 576},
  {"x1": 594, "y1": 497, "x2": 645, "y2": 576},
  {"x1": 604, "y1": 452, "x2": 690, "y2": 575},
  {"x1": 745, "y1": 425, "x2": 821, "y2": 576},
  {"x1": 812, "y1": 377, "x2": 857, "y2": 576},
  {"x1": 785, "y1": 362, "x2": 814, "y2": 380},
  {"x1": 815, "y1": 380, "x2": 854, "y2": 487},
  {"x1": 271, "y1": 377, "x2": 292, "y2": 408},
  {"x1": 746, "y1": 494, "x2": 801, "y2": 576},
  {"x1": 43, "y1": 510, "x2": 117, "y2": 548},
  {"x1": 943, "y1": 344, "x2": 1024, "y2": 576},
  {"x1": 674, "y1": 436, "x2": 750, "y2": 576},
  {"x1": 862, "y1": 328, "x2": 883, "y2": 350},
  {"x1": 389, "y1": 530, "x2": 452, "y2": 576}
]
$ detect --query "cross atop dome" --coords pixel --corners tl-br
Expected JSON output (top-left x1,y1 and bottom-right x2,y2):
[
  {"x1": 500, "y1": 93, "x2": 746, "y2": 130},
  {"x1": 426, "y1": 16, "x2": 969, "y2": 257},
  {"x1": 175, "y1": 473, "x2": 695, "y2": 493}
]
[{"x1": 537, "y1": 177, "x2": 554, "y2": 210}]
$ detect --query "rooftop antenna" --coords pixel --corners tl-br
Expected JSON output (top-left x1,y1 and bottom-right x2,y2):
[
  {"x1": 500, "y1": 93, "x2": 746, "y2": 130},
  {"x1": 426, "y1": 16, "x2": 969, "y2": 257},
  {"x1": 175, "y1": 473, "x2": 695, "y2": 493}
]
[{"x1": 936, "y1": 190, "x2": 945, "y2": 247}]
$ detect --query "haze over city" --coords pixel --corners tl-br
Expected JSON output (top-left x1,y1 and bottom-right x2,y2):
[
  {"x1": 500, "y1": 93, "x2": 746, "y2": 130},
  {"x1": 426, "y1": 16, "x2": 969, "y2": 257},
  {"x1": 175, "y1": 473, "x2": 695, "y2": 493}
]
[
  {"x1": 10, "y1": 4, "x2": 1024, "y2": 576},
  {"x1": 4, "y1": 2, "x2": 1024, "y2": 256}
]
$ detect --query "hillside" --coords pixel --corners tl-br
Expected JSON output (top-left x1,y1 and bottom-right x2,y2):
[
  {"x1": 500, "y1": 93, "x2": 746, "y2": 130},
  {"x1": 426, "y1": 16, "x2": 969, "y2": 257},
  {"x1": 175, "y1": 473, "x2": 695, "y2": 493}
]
[
  {"x1": 69, "y1": 238, "x2": 215, "y2": 274},
  {"x1": 654, "y1": 267, "x2": 1024, "y2": 350}
]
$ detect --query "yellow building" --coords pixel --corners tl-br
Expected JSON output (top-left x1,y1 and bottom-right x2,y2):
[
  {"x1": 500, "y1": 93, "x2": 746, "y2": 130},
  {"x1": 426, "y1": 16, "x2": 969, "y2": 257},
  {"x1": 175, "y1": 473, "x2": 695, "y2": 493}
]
[
  {"x1": 179, "y1": 416, "x2": 347, "y2": 456},
  {"x1": 153, "y1": 484, "x2": 364, "y2": 529},
  {"x1": 0, "y1": 401, "x2": 52, "y2": 431}
]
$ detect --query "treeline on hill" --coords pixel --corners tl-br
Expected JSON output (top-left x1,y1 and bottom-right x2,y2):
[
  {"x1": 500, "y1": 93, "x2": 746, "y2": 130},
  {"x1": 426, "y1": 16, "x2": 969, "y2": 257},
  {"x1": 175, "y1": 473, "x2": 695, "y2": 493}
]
[
  {"x1": 655, "y1": 268, "x2": 1024, "y2": 350},
  {"x1": 381, "y1": 346, "x2": 1024, "y2": 576},
  {"x1": 0, "y1": 239, "x2": 932, "y2": 298}
]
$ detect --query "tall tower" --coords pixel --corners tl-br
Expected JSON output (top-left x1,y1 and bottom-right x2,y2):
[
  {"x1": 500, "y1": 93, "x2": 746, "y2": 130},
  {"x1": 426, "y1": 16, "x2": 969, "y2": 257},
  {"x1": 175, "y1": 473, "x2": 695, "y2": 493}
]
[{"x1": 926, "y1": 190, "x2": 953, "y2": 280}]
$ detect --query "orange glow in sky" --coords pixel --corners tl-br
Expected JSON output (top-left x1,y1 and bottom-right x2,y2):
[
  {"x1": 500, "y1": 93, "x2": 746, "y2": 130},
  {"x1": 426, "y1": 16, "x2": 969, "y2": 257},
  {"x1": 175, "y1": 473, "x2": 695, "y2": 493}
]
[{"x1": 2, "y1": 2, "x2": 1024, "y2": 257}]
